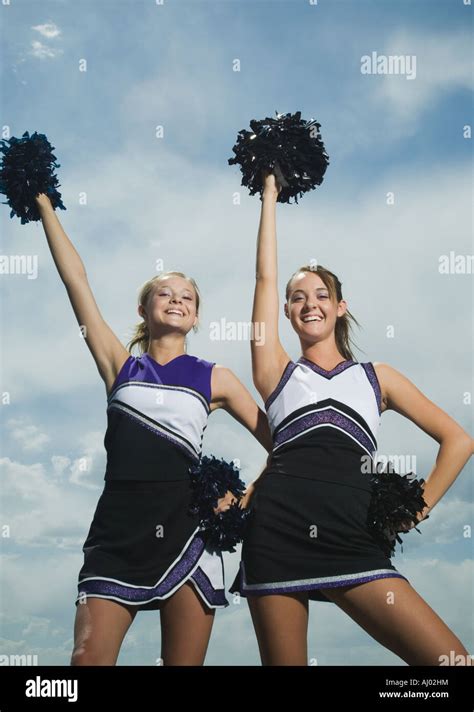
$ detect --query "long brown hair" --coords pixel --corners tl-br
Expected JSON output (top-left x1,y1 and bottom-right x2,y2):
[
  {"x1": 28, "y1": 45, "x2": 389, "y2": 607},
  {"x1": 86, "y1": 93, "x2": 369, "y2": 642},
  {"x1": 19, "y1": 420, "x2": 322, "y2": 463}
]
[
  {"x1": 126, "y1": 271, "x2": 201, "y2": 355},
  {"x1": 285, "y1": 264, "x2": 361, "y2": 361}
]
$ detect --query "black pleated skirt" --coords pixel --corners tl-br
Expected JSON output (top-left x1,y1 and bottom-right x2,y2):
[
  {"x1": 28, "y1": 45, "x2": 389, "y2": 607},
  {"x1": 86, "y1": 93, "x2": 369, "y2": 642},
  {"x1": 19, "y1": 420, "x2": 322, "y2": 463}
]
[
  {"x1": 77, "y1": 480, "x2": 229, "y2": 610},
  {"x1": 229, "y1": 472, "x2": 408, "y2": 603}
]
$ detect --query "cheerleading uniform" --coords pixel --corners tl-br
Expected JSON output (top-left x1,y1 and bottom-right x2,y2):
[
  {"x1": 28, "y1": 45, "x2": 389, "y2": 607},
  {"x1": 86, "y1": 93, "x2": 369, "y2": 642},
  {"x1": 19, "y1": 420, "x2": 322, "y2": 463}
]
[
  {"x1": 76, "y1": 353, "x2": 229, "y2": 610},
  {"x1": 230, "y1": 357, "x2": 408, "y2": 603}
]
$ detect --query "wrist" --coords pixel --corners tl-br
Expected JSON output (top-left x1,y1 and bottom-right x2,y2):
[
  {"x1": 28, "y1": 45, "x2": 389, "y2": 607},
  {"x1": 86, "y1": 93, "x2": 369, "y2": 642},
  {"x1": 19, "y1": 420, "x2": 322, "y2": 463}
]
[
  {"x1": 35, "y1": 193, "x2": 53, "y2": 212},
  {"x1": 417, "y1": 505, "x2": 431, "y2": 523},
  {"x1": 262, "y1": 189, "x2": 278, "y2": 202}
]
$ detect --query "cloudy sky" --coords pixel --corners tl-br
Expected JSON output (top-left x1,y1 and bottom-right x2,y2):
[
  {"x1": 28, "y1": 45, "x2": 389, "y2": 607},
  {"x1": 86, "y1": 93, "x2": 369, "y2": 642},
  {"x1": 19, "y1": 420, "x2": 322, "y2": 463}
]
[{"x1": 0, "y1": 0, "x2": 472, "y2": 666}]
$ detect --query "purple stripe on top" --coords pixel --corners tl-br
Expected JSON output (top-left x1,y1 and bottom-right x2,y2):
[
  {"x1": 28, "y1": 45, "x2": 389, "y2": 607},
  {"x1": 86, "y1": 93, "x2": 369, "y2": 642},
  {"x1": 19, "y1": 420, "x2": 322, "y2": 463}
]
[
  {"x1": 361, "y1": 362, "x2": 382, "y2": 415},
  {"x1": 298, "y1": 357, "x2": 356, "y2": 379},
  {"x1": 274, "y1": 407, "x2": 377, "y2": 455},
  {"x1": 265, "y1": 361, "x2": 298, "y2": 411},
  {"x1": 108, "y1": 355, "x2": 139, "y2": 393},
  {"x1": 143, "y1": 353, "x2": 214, "y2": 404},
  {"x1": 107, "y1": 354, "x2": 215, "y2": 405}
]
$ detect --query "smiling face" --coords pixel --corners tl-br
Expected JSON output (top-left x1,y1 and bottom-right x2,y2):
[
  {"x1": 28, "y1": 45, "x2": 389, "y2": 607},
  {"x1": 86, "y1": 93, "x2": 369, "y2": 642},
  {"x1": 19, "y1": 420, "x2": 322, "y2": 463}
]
[
  {"x1": 139, "y1": 275, "x2": 198, "y2": 336},
  {"x1": 284, "y1": 271, "x2": 347, "y2": 346}
]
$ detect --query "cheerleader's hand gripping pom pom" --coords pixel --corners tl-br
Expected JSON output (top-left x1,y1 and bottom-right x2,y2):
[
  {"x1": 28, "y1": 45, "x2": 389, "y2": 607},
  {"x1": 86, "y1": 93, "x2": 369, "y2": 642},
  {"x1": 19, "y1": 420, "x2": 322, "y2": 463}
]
[
  {"x1": 0, "y1": 131, "x2": 66, "y2": 224},
  {"x1": 228, "y1": 110, "x2": 329, "y2": 204},
  {"x1": 367, "y1": 464, "x2": 429, "y2": 558},
  {"x1": 188, "y1": 455, "x2": 250, "y2": 552}
]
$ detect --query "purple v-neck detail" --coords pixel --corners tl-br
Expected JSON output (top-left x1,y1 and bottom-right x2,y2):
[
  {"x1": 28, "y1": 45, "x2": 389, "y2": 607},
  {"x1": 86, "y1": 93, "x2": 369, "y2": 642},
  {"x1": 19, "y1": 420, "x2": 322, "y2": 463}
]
[{"x1": 298, "y1": 357, "x2": 356, "y2": 379}]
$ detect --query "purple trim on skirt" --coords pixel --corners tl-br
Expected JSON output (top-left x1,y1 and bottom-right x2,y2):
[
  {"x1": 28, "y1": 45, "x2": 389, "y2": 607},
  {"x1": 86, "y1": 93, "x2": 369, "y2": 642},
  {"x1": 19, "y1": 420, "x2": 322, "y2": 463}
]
[
  {"x1": 189, "y1": 567, "x2": 229, "y2": 607},
  {"x1": 230, "y1": 565, "x2": 408, "y2": 599},
  {"x1": 77, "y1": 532, "x2": 207, "y2": 605}
]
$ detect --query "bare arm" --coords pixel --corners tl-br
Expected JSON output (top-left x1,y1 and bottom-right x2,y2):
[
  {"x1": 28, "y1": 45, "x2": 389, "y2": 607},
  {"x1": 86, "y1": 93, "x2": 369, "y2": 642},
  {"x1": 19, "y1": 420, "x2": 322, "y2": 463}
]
[
  {"x1": 252, "y1": 173, "x2": 291, "y2": 401},
  {"x1": 239, "y1": 455, "x2": 272, "y2": 509},
  {"x1": 35, "y1": 194, "x2": 129, "y2": 392},
  {"x1": 374, "y1": 362, "x2": 473, "y2": 522},
  {"x1": 209, "y1": 364, "x2": 273, "y2": 513},
  {"x1": 210, "y1": 365, "x2": 273, "y2": 452}
]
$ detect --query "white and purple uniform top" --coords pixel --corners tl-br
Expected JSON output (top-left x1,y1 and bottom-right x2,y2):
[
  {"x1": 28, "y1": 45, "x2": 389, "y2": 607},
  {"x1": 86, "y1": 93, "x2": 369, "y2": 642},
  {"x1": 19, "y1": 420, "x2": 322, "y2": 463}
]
[{"x1": 104, "y1": 352, "x2": 215, "y2": 481}]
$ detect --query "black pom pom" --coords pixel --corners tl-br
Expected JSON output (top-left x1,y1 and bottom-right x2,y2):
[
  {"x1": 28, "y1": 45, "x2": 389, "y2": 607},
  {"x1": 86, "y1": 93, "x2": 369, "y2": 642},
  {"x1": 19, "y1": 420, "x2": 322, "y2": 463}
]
[
  {"x1": 228, "y1": 110, "x2": 329, "y2": 204},
  {"x1": 367, "y1": 464, "x2": 428, "y2": 558},
  {"x1": 188, "y1": 455, "x2": 250, "y2": 552},
  {"x1": 0, "y1": 131, "x2": 66, "y2": 224},
  {"x1": 202, "y1": 501, "x2": 250, "y2": 553}
]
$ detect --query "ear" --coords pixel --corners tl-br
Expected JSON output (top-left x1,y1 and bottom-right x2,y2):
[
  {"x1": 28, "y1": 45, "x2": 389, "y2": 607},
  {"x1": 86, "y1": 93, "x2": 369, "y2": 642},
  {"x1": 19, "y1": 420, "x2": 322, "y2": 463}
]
[
  {"x1": 284, "y1": 302, "x2": 290, "y2": 319},
  {"x1": 337, "y1": 299, "x2": 348, "y2": 318},
  {"x1": 138, "y1": 305, "x2": 146, "y2": 319}
]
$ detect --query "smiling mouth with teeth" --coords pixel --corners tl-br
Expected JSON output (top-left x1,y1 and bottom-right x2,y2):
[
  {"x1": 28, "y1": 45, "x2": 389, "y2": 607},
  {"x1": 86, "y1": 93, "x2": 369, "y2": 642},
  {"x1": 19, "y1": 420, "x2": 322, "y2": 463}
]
[
  {"x1": 166, "y1": 310, "x2": 184, "y2": 316},
  {"x1": 301, "y1": 315, "x2": 323, "y2": 323}
]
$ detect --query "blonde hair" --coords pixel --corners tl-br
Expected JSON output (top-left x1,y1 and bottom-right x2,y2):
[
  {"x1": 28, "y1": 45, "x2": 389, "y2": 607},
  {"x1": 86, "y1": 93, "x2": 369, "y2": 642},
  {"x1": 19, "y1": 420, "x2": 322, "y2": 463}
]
[
  {"x1": 285, "y1": 264, "x2": 361, "y2": 361},
  {"x1": 126, "y1": 271, "x2": 201, "y2": 355}
]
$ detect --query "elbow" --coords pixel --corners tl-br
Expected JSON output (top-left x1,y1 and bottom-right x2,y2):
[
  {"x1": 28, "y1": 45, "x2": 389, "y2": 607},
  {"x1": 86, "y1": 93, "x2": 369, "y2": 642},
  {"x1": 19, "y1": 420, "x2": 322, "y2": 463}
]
[
  {"x1": 462, "y1": 434, "x2": 474, "y2": 456},
  {"x1": 443, "y1": 431, "x2": 474, "y2": 456}
]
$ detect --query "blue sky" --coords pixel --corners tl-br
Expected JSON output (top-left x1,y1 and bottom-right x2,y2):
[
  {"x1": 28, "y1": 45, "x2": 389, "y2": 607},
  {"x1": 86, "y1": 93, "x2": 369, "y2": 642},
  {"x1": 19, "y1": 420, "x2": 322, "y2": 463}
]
[{"x1": 1, "y1": 0, "x2": 472, "y2": 666}]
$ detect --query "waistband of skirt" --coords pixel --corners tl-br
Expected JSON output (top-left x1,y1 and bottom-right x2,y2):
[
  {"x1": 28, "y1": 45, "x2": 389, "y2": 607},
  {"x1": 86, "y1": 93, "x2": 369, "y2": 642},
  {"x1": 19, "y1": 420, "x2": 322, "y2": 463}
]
[
  {"x1": 262, "y1": 468, "x2": 374, "y2": 493},
  {"x1": 103, "y1": 477, "x2": 192, "y2": 491},
  {"x1": 104, "y1": 470, "x2": 192, "y2": 483}
]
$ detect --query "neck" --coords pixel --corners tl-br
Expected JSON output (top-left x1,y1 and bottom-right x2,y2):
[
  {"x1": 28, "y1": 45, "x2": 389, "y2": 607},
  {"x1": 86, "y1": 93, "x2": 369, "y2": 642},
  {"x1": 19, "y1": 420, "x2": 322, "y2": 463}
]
[
  {"x1": 300, "y1": 338, "x2": 347, "y2": 368},
  {"x1": 147, "y1": 336, "x2": 187, "y2": 362}
]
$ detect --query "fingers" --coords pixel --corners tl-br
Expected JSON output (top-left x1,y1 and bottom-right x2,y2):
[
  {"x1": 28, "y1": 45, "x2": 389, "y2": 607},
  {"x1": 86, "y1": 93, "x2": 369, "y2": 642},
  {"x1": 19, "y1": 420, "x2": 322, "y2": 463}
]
[{"x1": 214, "y1": 492, "x2": 239, "y2": 514}]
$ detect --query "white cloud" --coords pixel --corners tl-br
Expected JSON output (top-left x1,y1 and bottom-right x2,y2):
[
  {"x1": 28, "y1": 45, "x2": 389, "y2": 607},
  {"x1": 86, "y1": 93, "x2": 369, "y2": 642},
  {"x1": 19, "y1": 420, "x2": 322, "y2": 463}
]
[
  {"x1": 69, "y1": 431, "x2": 105, "y2": 490},
  {"x1": 1, "y1": 1, "x2": 471, "y2": 667},
  {"x1": 373, "y1": 29, "x2": 473, "y2": 120},
  {"x1": 31, "y1": 22, "x2": 61, "y2": 39},
  {"x1": 29, "y1": 41, "x2": 63, "y2": 60},
  {"x1": 6, "y1": 418, "x2": 50, "y2": 452},
  {"x1": 51, "y1": 455, "x2": 72, "y2": 478},
  {"x1": 0, "y1": 455, "x2": 99, "y2": 547},
  {"x1": 425, "y1": 498, "x2": 474, "y2": 545}
]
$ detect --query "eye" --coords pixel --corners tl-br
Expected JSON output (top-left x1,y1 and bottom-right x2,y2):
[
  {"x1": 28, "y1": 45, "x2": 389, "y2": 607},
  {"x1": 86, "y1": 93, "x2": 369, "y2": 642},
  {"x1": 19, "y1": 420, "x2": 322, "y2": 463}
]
[
  {"x1": 318, "y1": 294, "x2": 329, "y2": 299},
  {"x1": 293, "y1": 296, "x2": 304, "y2": 301},
  {"x1": 183, "y1": 295, "x2": 193, "y2": 300}
]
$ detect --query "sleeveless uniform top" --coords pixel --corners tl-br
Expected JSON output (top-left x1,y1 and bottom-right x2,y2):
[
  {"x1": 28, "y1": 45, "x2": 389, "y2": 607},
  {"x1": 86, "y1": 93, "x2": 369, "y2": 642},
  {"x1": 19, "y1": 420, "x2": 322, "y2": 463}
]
[
  {"x1": 264, "y1": 357, "x2": 382, "y2": 492},
  {"x1": 104, "y1": 353, "x2": 215, "y2": 481}
]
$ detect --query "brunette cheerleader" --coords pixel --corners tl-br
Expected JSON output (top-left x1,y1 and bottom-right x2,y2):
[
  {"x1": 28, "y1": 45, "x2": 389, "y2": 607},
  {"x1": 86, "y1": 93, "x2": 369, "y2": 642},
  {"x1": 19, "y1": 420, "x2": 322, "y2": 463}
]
[{"x1": 230, "y1": 174, "x2": 473, "y2": 666}]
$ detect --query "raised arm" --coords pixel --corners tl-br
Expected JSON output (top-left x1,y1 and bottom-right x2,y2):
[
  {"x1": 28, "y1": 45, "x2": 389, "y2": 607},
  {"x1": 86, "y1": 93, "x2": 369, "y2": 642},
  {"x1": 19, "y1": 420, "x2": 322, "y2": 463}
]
[
  {"x1": 374, "y1": 362, "x2": 473, "y2": 522},
  {"x1": 251, "y1": 173, "x2": 291, "y2": 402},
  {"x1": 35, "y1": 194, "x2": 129, "y2": 393}
]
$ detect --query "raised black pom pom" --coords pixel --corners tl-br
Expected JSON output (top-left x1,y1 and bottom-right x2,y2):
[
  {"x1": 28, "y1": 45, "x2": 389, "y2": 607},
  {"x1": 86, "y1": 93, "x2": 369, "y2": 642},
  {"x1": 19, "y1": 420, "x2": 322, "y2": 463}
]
[
  {"x1": 228, "y1": 110, "x2": 329, "y2": 204},
  {"x1": 367, "y1": 464, "x2": 428, "y2": 558},
  {"x1": 0, "y1": 131, "x2": 66, "y2": 224},
  {"x1": 188, "y1": 455, "x2": 250, "y2": 552}
]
